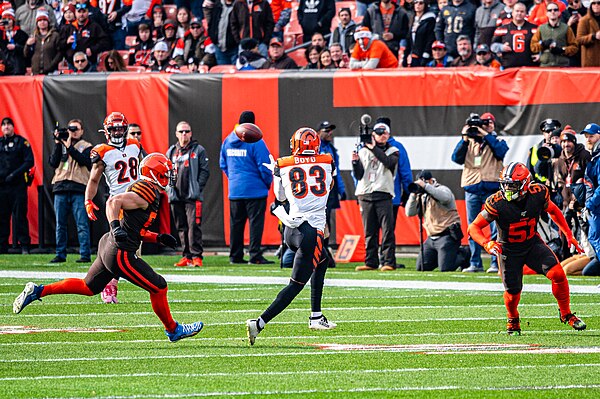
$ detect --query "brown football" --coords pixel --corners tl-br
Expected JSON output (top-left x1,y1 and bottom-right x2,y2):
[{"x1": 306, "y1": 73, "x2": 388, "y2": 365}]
[{"x1": 235, "y1": 123, "x2": 263, "y2": 143}]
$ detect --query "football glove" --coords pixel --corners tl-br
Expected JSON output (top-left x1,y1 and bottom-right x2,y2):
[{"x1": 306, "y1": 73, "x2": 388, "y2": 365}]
[
  {"x1": 157, "y1": 233, "x2": 177, "y2": 249},
  {"x1": 262, "y1": 154, "x2": 276, "y2": 174},
  {"x1": 550, "y1": 46, "x2": 565, "y2": 55},
  {"x1": 483, "y1": 240, "x2": 502, "y2": 256},
  {"x1": 85, "y1": 199, "x2": 99, "y2": 221},
  {"x1": 110, "y1": 220, "x2": 128, "y2": 243},
  {"x1": 567, "y1": 236, "x2": 584, "y2": 254}
]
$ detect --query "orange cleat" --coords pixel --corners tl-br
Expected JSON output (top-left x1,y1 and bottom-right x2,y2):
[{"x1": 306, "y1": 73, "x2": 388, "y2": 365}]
[
  {"x1": 192, "y1": 257, "x2": 203, "y2": 267},
  {"x1": 174, "y1": 257, "x2": 192, "y2": 267}
]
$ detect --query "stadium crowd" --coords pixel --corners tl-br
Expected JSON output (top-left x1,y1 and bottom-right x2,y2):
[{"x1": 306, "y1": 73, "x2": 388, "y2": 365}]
[{"x1": 0, "y1": 0, "x2": 598, "y2": 74}]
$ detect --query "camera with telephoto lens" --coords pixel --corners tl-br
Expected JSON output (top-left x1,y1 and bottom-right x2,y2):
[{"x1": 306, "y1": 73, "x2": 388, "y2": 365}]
[
  {"x1": 537, "y1": 143, "x2": 561, "y2": 161},
  {"x1": 465, "y1": 113, "x2": 489, "y2": 137},
  {"x1": 408, "y1": 181, "x2": 425, "y2": 194},
  {"x1": 359, "y1": 114, "x2": 372, "y2": 144},
  {"x1": 55, "y1": 123, "x2": 78, "y2": 140}
]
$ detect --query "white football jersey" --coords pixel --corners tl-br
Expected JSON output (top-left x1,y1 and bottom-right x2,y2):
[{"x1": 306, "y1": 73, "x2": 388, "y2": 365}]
[
  {"x1": 276, "y1": 154, "x2": 334, "y2": 231},
  {"x1": 90, "y1": 138, "x2": 142, "y2": 196}
]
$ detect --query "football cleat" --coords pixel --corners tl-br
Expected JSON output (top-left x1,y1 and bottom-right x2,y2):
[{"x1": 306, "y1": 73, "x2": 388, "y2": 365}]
[
  {"x1": 174, "y1": 257, "x2": 192, "y2": 267},
  {"x1": 13, "y1": 282, "x2": 43, "y2": 314},
  {"x1": 246, "y1": 319, "x2": 262, "y2": 346},
  {"x1": 506, "y1": 317, "x2": 521, "y2": 335},
  {"x1": 560, "y1": 312, "x2": 587, "y2": 331},
  {"x1": 101, "y1": 279, "x2": 118, "y2": 304},
  {"x1": 192, "y1": 257, "x2": 203, "y2": 267},
  {"x1": 165, "y1": 321, "x2": 204, "y2": 342},
  {"x1": 462, "y1": 265, "x2": 484, "y2": 273},
  {"x1": 487, "y1": 265, "x2": 499, "y2": 274},
  {"x1": 309, "y1": 315, "x2": 337, "y2": 330}
]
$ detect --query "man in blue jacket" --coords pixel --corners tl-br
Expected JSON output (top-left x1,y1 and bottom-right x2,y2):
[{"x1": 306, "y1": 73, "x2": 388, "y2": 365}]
[
  {"x1": 583, "y1": 123, "x2": 600, "y2": 276},
  {"x1": 220, "y1": 111, "x2": 274, "y2": 264}
]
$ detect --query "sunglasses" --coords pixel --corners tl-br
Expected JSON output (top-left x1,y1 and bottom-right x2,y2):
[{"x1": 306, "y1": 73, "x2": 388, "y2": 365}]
[
  {"x1": 592, "y1": 1, "x2": 600, "y2": 4},
  {"x1": 190, "y1": 25, "x2": 201, "y2": 29},
  {"x1": 74, "y1": 59, "x2": 86, "y2": 63},
  {"x1": 129, "y1": 131, "x2": 142, "y2": 136},
  {"x1": 547, "y1": 8, "x2": 559, "y2": 12},
  {"x1": 75, "y1": 4, "x2": 87, "y2": 10},
  {"x1": 373, "y1": 128, "x2": 388, "y2": 135},
  {"x1": 177, "y1": 129, "x2": 191, "y2": 133}
]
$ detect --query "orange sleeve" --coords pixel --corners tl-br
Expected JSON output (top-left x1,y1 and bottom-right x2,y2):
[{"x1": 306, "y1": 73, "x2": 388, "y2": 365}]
[
  {"x1": 142, "y1": 231, "x2": 158, "y2": 243},
  {"x1": 468, "y1": 214, "x2": 491, "y2": 247},
  {"x1": 546, "y1": 201, "x2": 573, "y2": 239}
]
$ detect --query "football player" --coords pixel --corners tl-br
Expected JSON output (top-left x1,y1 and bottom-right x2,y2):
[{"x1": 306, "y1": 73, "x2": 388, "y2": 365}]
[
  {"x1": 85, "y1": 112, "x2": 143, "y2": 304},
  {"x1": 246, "y1": 128, "x2": 337, "y2": 345},
  {"x1": 468, "y1": 162, "x2": 586, "y2": 335},
  {"x1": 13, "y1": 154, "x2": 204, "y2": 342}
]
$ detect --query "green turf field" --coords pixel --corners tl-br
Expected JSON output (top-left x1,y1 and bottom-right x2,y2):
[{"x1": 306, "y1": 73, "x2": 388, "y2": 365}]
[{"x1": 1, "y1": 254, "x2": 599, "y2": 398}]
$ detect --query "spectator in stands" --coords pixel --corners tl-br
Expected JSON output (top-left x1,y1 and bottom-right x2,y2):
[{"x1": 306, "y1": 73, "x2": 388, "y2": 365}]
[
  {"x1": 362, "y1": 0, "x2": 409, "y2": 57},
  {"x1": 97, "y1": 0, "x2": 132, "y2": 50},
  {"x1": 127, "y1": 123, "x2": 147, "y2": 156},
  {"x1": 582, "y1": 122, "x2": 600, "y2": 276},
  {"x1": 437, "y1": 0, "x2": 448, "y2": 13},
  {"x1": 452, "y1": 111, "x2": 508, "y2": 273},
  {"x1": 177, "y1": 0, "x2": 204, "y2": 22},
  {"x1": 475, "y1": 43, "x2": 501, "y2": 68},
  {"x1": 568, "y1": 0, "x2": 587, "y2": 39},
  {"x1": 147, "y1": 40, "x2": 179, "y2": 71},
  {"x1": 350, "y1": 27, "x2": 399, "y2": 69},
  {"x1": 406, "y1": 170, "x2": 465, "y2": 272},
  {"x1": 219, "y1": 110, "x2": 274, "y2": 265},
  {"x1": 530, "y1": 3, "x2": 578, "y2": 67},
  {"x1": 317, "y1": 48, "x2": 335, "y2": 69},
  {"x1": 0, "y1": 8, "x2": 29, "y2": 75},
  {"x1": 48, "y1": 118, "x2": 92, "y2": 264},
  {"x1": 128, "y1": 22, "x2": 154, "y2": 66},
  {"x1": 271, "y1": 0, "x2": 292, "y2": 40},
  {"x1": 0, "y1": 116, "x2": 34, "y2": 255},
  {"x1": 434, "y1": 0, "x2": 477, "y2": 57},
  {"x1": 150, "y1": 3, "x2": 166, "y2": 40},
  {"x1": 357, "y1": 0, "x2": 376, "y2": 18},
  {"x1": 231, "y1": 0, "x2": 274, "y2": 58},
  {"x1": 302, "y1": 43, "x2": 322, "y2": 69},
  {"x1": 329, "y1": 42, "x2": 349, "y2": 68},
  {"x1": 451, "y1": 35, "x2": 476, "y2": 66},
  {"x1": 60, "y1": 3, "x2": 110, "y2": 65},
  {"x1": 76, "y1": 0, "x2": 110, "y2": 34},
  {"x1": 15, "y1": 0, "x2": 57, "y2": 36},
  {"x1": 176, "y1": 6, "x2": 191, "y2": 39},
  {"x1": 60, "y1": 4, "x2": 76, "y2": 28},
  {"x1": 311, "y1": 32, "x2": 326, "y2": 48},
  {"x1": 267, "y1": 37, "x2": 297, "y2": 69},
  {"x1": 426, "y1": 40, "x2": 454, "y2": 66},
  {"x1": 530, "y1": 0, "x2": 568, "y2": 26},
  {"x1": 491, "y1": 2, "x2": 539, "y2": 68},
  {"x1": 70, "y1": 51, "x2": 95, "y2": 72},
  {"x1": 576, "y1": 0, "x2": 600, "y2": 67},
  {"x1": 475, "y1": 0, "x2": 504, "y2": 47},
  {"x1": 173, "y1": 17, "x2": 216, "y2": 68},
  {"x1": 236, "y1": 37, "x2": 269, "y2": 70},
  {"x1": 166, "y1": 121, "x2": 210, "y2": 268},
  {"x1": 25, "y1": 9, "x2": 62, "y2": 75},
  {"x1": 406, "y1": 0, "x2": 436, "y2": 67},
  {"x1": 497, "y1": 0, "x2": 518, "y2": 26},
  {"x1": 206, "y1": 0, "x2": 238, "y2": 65},
  {"x1": 104, "y1": 49, "x2": 127, "y2": 71},
  {"x1": 330, "y1": 7, "x2": 356, "y2": 54},
  {"x1": 298, "y1": 0, "x2": 335, "y2": 39},
  {"x1": 161, "y1": 19, "x2": 179, "y2": 58}
]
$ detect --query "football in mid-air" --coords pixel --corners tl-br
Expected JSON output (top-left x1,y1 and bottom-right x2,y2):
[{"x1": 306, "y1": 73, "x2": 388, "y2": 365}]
[{"x1": 235, "y1": 123, "x2": 263, "y2": 143}]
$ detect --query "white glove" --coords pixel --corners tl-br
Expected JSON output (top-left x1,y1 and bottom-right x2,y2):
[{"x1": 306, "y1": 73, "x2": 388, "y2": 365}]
[{"x1": 262, "y1": 154, "x2": 276, "y2": 174}]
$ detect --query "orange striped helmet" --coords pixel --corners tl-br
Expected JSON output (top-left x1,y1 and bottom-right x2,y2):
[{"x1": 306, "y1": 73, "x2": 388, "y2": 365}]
[
  {"x1": 499, "y1": 162, "x2": 531, "y2": 201},
  {"x1": 290, "y1": 127, "x2": 320, "y2": 155},
  {"x1": 139, "y1": 153, "x2": 175, "y2": 189}
]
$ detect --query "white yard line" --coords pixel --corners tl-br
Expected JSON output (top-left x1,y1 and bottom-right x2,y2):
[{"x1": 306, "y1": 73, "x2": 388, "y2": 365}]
[{"x1": 1, "y1": 270, "x2": 598, "y2": 293}]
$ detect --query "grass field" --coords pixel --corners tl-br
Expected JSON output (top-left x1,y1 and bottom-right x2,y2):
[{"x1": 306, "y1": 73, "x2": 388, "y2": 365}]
[{"x1": 1, "y1": 254, "x2": 599, "y2": 399}]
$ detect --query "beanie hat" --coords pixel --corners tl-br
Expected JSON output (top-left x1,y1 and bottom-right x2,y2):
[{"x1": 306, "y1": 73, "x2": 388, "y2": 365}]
[
  {"x1": 36, "y1": 9, "x2": 49, "y2": 22},
  {"x1": 62, "y1": 4, "x2": 76, "y2": 14},
  {"x1": 239, "y1": 111, "x2": 255, "y2": 124},
  {"x1": 1, "y1": 8, "x2": 14, "y2": 20}
]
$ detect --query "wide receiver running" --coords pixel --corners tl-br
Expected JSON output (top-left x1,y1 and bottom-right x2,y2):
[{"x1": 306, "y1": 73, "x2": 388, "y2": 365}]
[
  {"x1": 246, "y1": 127, "x2": 337, "y2": 345},
  {"x1": 85, "y1": 112, "x2": 143, "y2": 304},
  {"x1": 468, "y1": 162, "x2": 586, "y2": 334},
  {"x1": 14, "y1": 153, "x2": 204, "y2": 342}
]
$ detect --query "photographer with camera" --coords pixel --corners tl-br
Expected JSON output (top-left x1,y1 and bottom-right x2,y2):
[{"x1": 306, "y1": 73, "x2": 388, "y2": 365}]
[
  {"x1": 352, "y1": 120, "x2": 399, "y2": 271},
  {"x1": 452, "y1": 112, "x2": 508, "y2": 273},
  {"x1": 48, "y1": 119, "x2": 93, "y2": 263},
  {"x1": 406, "y1": 170, "x2": 465, "y2": 272}
]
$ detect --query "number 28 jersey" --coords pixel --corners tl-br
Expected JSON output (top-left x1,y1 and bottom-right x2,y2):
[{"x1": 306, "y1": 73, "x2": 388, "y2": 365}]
[
  {"x1": 483, "y1": 183, "x2": 550, "y2": 253},
  {"x1": 276, "y1": 154, "x2": 334, "y2": 231},
  {"x1": 91, "y1": 138, "x2": 142, "y2": 196}
]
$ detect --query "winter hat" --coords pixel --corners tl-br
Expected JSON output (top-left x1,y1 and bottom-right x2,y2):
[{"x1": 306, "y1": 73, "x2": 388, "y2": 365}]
[
  {"x1": 62, "y1": 4, "x2": 76, "y2": 14},
  {"x1": 239, "y1": 111, "x2": 255, "y2": 124},
  {"x1": 1, "y1": 8, "x2": 14, "y2": 20},
  {"x1": 36, "y1": 9, "x2": 49, "y2": 22},
  {"x1": 153, "y1": 41, "x2": 169, "y2": 52}
]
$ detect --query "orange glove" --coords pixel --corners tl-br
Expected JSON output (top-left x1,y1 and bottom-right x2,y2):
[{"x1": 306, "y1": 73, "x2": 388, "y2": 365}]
[
  {"x1": 567, "y1": 236, "x2": 584, "y2": 254},
  {"x1": 85, "y1": 199, "x2": 99, "y2": 221},
  {"x1": 483, "y1": 240, "x2": 502, "y2": 256}
]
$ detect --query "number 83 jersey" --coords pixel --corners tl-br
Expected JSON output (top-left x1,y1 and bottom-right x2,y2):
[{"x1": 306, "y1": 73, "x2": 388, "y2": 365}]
[
  {"x1": 90, "y1": 138, "x2": 142, "y2": 196},
  {"x1": 483, "y1": 183, "x2": 550, "y2": 254},
  {"x1": 276, "y1": 154, "x2": 335, "y2": 231}
]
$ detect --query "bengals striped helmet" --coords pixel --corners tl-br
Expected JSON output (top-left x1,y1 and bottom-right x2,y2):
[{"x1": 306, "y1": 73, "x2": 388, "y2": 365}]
[
  {"x1": 290, "y1": 127, "x2": 320, "y2": 155},
  {"x1": 103, "y1": 112, "x2": 128, "y2": 146},
  {"x1": 139, "y1": 153, "x2": 175, "y2": 189},
  {"x1": 499, "y1": 162, "x2": 531, "y2": 201}
]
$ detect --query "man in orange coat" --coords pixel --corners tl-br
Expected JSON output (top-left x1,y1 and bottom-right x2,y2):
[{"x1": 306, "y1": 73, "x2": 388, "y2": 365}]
[{"x1": 350, "y1": 27, "x2": 399, "y2": 69}]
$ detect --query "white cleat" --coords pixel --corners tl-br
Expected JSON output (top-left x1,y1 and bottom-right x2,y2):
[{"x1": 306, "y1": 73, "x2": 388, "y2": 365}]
[
  {"x1": 309, "y1": 315, "x2": 337, "y2": 330},
  {"x1": 246, "y1": 319, "x2": 261, "y2": 346}
]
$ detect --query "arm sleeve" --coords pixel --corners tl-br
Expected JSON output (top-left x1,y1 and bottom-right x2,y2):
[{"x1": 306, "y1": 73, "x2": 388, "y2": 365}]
[
  {"x1": 546, "y1": 200, "x2": 574, "y2": 239},
  {"x1": 68, "y1": 145, "x2": 93, "y2": 169},
  {"x1": 396, "y1": 145, "x2": 412, "y2": 197},
  {"x1": 197, "y1": 147, "x2": 210, "y2": 192},
  {"x1": 363, "y1": 57, "x2": 380, "y2": 69},
  {"x1": 484, "y1": 134, "x2": 509, "y2": 160},
  {"x1": 405, "y1": 193, "x2": 419, "y2": 217},
  {"x1": 219, "y1": 143, "x2": 228, "y2": 176},
  {"x1": 371, "y1": 146, "x2": 399, "y2": 171},
  {"x1": 352, "y1": 157, "x2": 365, "y2": 180},
  {"x1": 530, "y1": 28, "x2": 542, "y2": 53},
  {"x1": 424, "y1": 183, "x2": 455, "y2": 206},
  {"x1": 564, "y1": 27, "x2": 579, "y2": 56},
  {"x1": 48, "y1": 143, "x2": 62, "y2": 169},
  {"x1": 256, "y1": 143, "x2": 274, "y2": 187},
  {"x1": 467, "y1": 213, "x2": 491, "y2": 247},
  {"x1": 142, "y1": 230, "x2": 158, "y2": 243},
  {"x1": 451, "y1": 139, "x2": 469, "y2": 165}
]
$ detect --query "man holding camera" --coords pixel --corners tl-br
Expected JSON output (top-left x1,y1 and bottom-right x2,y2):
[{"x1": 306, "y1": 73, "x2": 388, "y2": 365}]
[
  {"x1": 452, "y1": 112, "x2": 508, "y2": 273},
  {"x1": 406, "y1": 171, "x2": 464, "y2": 272},
  {"x1": 48, "y1": 119, "x2": 93, "y2": 263},
  {"x1": 527, "y1": 119, "x2": 564, "y2": 202},
  {"x1": 352, "y1": 121, "x2": 399, "y2": 271}
]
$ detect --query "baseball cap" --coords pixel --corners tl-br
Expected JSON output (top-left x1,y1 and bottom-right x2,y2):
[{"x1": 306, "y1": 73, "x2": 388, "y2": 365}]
[
  {"x1": 164, "y1": 19, "x2": 176, "y2": 30},
  {"x1": 581, "y1": 123, "x2": 600, "y2": 135},
  {"x1": 153, "y1": 41, "x2": 169, "y2": 52},
  {"x1": 318, "y1": 121, "x2": 336, "y2": 131},
  {"x1": 418, "y1": 170, "x2": 433, "y2": 181},
  {"x1": 481, "y1": 112, "x2": 495, "y2": 122},
  {"x1": 475, "y1": 44, "x2": 490, "y2": 54},
  {"x1": 240, "y1": 38, "x2": 258, "y2": 51},
  {"x1": 431, "y1": 41, "x2": 446, "y2": 50},
  {"x1": 190, "y1": 17, "x2": 201, "y2": 26},
  {"x1": 269, "y1": 37, "x2": 282, "y2": 47},
  {"x1": 1, "y1": 117, "x2": 14, "y2": 126}
]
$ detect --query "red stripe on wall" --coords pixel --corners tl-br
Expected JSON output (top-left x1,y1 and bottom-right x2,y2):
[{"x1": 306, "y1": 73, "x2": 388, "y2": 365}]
[
  {"x1": 221, "y1": 72, "x2": 281, "y2": 246},
  {"x1": 0, "y1": 76, "x2": 44, "y2": 243}
]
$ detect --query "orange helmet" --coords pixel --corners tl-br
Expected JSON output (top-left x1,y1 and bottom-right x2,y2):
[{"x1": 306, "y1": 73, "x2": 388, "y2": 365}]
[
  {"x1": 139, "y1": 153, "x2": 175, "y2": 189},
  {"x1": 290, "y1": 127, "x2": 320, "y2": 155},
  {"x1": 103, "y1": 112, "x2": 129, "y2": 146},
  {"x1": 499, "y1": 162, "x2": 531, "y2": 201}
]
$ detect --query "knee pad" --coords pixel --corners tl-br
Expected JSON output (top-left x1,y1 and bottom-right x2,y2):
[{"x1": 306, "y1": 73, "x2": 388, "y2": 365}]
[{"x1": 546, "y1": 264, "x2": 567, "y2": 283}]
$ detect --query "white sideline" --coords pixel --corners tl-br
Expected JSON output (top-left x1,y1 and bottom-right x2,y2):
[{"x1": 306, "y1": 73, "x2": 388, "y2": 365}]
[{"x1": 1, "y1": 271, "x2": 598, "y2": 294}]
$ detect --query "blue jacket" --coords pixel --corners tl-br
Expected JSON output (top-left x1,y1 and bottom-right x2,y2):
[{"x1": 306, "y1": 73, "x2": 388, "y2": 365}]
[
  {"x1": 219, "y1": 131, "x2": 273, "y2": 199},
  {"x1": 388, "y1": 137, "x2": 413, "y2": 206},
  {"x1": 585, "y1": 148, "x2": 600, "y2": 255},
  {"x1": 319, "y1": 140, "x2": 345, "y2": 209}
]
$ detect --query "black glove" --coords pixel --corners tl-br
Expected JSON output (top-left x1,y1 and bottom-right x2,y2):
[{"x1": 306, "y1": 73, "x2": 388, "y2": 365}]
[
  {"x1": 157, "y1": 233, "x2": 177, "y2": 249},
  {"x1": 550, "y1": 46, "x2": 565, "y2": 55},
  {"x1": 339, "y1": 192, "x2": 347, "y2": 201},
  {"x1": 400, "y1": 191, "x2": 410, "y2": 207},
  {"x1": 541, "y1": 39, "x2": 554, "y2": 50},
  {"x1": 110, "y1": 220, "x2": 128, "y2": 243}
]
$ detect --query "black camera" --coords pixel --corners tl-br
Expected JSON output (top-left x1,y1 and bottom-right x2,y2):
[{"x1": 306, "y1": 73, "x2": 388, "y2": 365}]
[
  {"x1": 55, "y1": 124, "x2": 78, "y2": 140},
  {"x1": 465, "y1": 113, "x2": 489, "y2": 137},
  {"x1": 359, "y1": 114, "x2": 372, "y2": 144},
  {"x1": 408, "y1": 181, "x2": 425, "y2": 194},
  {"x1": 0, "y1": 19, "x2": 9, "y2": 26},
  {"x1": 537, "y1": 143, "x2": 561, "y2": 161}
]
